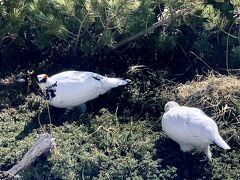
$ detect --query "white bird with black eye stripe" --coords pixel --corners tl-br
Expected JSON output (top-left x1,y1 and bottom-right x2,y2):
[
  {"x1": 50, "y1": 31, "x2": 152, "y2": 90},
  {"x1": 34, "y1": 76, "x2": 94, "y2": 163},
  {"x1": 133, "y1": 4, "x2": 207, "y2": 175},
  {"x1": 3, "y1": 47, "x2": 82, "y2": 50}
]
[
  {"x1": 162, "y1": 101, "x2": 230, "y2": 161},
  {"x1": 37, "y1": 71, "x2": 131, "y2": 110}
]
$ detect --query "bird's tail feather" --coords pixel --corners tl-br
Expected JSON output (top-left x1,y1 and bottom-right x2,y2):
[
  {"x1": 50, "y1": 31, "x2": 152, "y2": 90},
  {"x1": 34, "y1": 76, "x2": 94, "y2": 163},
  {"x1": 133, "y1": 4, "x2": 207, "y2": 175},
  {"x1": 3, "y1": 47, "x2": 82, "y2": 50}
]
[
  {"x1": 117, "y1": 79, "x2": 131, "y2": 86},
  {"x1": 104, "y1": 77, "x2": 131, "y2": 88},
  {"x1": 214, "y1": 135, "x2": 230, "y2": 150}
]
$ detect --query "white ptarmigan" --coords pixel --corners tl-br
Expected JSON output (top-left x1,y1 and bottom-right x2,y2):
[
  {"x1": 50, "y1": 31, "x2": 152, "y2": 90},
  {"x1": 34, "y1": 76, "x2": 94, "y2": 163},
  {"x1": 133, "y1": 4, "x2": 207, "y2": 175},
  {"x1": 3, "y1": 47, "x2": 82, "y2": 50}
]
[
  {"x1": 162, "y1": 101, "x2": 230, "y2": 161},
  {"x1": 37, "y1": 71, "x2": 130, "y2": 109}
]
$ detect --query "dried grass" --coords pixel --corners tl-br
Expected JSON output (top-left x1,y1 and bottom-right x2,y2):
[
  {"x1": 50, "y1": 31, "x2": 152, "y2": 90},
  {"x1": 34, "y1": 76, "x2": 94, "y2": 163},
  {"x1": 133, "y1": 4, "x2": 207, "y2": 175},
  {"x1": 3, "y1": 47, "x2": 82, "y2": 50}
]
[{"x1": 176, "y1": 73, "x2": 240, "y2": 145}]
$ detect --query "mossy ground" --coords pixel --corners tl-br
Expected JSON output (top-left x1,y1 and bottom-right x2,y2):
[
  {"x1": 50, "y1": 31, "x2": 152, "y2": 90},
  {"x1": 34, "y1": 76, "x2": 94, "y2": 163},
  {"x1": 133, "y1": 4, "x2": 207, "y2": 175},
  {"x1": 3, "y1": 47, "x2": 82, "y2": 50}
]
[{"x1": 0, "y1": 70, "x2": 239, "y2": 179}]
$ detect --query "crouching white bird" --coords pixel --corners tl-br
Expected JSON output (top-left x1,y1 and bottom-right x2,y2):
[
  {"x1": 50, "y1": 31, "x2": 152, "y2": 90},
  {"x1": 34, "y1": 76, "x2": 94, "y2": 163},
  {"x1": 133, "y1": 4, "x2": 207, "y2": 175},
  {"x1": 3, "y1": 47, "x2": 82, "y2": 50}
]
[
  {"x1": 36, "y1": 71, "x2": 131, "y2": 110},
  {"x1": 161, "y1": 101, "x2": 230, "y2": 161}
]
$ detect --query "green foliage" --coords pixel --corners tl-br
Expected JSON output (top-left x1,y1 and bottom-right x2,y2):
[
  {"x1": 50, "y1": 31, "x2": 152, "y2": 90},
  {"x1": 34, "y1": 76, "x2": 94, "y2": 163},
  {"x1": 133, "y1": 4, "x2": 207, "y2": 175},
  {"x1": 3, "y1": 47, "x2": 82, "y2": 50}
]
[
  {"x1": 155, "y1": 27, "x2": 177, "y2": 54},
  {"x1": 1, "y1": 0, "x2": 239, "y2": 74},
  {"x1": 0, "y1": 0, "x2": 162, "y2": 53},
  {"x1": 1, "y1": 71, "x2": 240, "y2": 179},
  {"x1": 1, "y1": 0, "x2": 240, "y2": 179},
  {"x1": 201, "y1": 4, "x2": 228, "y2": 30}
]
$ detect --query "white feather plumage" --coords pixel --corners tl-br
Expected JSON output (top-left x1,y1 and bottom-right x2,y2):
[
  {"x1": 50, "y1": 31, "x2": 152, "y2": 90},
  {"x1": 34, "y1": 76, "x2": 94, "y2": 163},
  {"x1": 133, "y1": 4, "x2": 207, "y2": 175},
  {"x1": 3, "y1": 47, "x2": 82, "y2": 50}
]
[
  {"x1": 162, "y1": 101, "x2": 230, "y2": 161},
  {"x1": 37, "y1": 71, "x2": 130, "y2": 109}
]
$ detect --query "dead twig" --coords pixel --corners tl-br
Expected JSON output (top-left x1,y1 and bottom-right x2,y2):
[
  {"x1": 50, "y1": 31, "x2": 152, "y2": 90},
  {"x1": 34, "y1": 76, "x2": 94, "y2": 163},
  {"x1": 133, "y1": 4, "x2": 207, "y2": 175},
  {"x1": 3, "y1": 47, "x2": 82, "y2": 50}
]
[
  {"x1": 225, "y1": 20, "x2": 237, "y2": 73},
  {"x1": 73, "y1": 13, "x2": 90, "y2": 56},
  {"x1": 114, "y1": 10, "x2": 184, "y2": 49},
  {"x1": 189, "y1": 51, "x2": 213, "y2": 70},
  {"x1": 0, "y1": 133, "x2": 55, "y2": 179}
]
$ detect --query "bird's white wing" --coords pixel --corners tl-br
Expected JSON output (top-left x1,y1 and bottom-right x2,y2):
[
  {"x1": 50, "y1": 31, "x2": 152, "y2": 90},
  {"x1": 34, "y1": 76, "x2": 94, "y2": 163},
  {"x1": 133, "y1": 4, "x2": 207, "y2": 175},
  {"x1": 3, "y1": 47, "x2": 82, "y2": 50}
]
[
  {"x1": 49, "y1": 71, "x2": 102, "y2": 83},
  {"x1": 162, "y1": 107, "x2": 218, "y2": 146},
  {"x1": 40, "y1": 70, "x2": 129, "y2": 108}
]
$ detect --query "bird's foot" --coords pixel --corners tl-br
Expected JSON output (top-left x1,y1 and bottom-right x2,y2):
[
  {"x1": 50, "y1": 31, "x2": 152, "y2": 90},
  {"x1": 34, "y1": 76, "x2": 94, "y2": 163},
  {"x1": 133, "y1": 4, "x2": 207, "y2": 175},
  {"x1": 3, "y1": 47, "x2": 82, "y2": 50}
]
[
  {"x1": 64, "y1": 108, "x2": 73, "y2": 115},
  {"x1": 200, "y1": 156, "x2": 210, "y2": 162},
  {"x1": 77, "y1": 104, "x2": 87, "y2": 113}
]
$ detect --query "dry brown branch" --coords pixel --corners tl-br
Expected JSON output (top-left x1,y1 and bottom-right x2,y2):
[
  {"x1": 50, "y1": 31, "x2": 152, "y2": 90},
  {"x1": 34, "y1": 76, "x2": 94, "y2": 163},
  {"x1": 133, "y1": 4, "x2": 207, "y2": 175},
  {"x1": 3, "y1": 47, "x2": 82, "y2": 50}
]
[
  {"x1": 225, "y1": 20, "x2": 237, "y2": 73},
  {"x1": 0, "y1": 133, "x2": 55, "y2": 179},
  {"x1": 114, "y1": 10, "x2": 184, "y2": 49},
  {"x1": 73, "y1": 13, "x2": 90, "y2": 56},
  {"x1": 220, "y1": 28, "x2": 238, "y2": 39}
]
